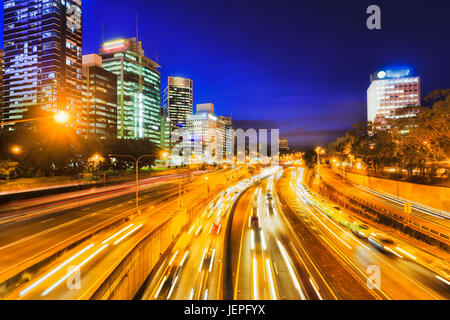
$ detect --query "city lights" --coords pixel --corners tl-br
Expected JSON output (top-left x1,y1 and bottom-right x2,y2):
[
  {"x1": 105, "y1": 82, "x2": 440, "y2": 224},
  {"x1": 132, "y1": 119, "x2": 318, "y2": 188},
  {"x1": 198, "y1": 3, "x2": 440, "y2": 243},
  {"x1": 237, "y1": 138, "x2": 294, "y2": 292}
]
[{"x1": 0, "y1": 0, "x2": 447, "y2": 308}]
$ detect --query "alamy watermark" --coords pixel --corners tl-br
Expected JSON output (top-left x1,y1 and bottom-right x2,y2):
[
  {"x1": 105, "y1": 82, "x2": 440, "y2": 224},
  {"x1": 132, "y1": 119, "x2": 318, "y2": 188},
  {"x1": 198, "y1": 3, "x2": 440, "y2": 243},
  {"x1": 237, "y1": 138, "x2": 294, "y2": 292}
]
[
  {"x1": 169, "y1": 128, "x2": 280, "y2": 167},
  {"x1": 366, "y1": 5, "x2": 381, "y2": 30}
]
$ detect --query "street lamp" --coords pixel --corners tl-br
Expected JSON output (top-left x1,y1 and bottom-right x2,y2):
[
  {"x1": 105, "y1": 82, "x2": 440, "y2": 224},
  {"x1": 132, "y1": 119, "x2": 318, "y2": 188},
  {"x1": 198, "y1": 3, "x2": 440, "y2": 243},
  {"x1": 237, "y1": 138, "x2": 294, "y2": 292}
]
[
  {"x1": 315, "y1": 146, "x2": 325, "y2": 178},
  {"x1": 54, "y1": 111, "x2": 70, "y2": 124},
  {"x1": 11, "y1": 145, "x2": 22, "y2": 154},
  {"x1": 0, "y1": 111, "x2": 70, "y2": 126},
  {"x1": 108, "y1": 153, "x2": 156, "y2": 214}
]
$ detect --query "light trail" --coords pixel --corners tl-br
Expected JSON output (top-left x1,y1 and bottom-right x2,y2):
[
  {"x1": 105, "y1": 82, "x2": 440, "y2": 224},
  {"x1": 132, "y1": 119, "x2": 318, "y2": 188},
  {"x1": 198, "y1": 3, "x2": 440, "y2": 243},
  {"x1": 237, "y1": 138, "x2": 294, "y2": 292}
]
[
  {"x1": 396, "y1": 247, "x2": 417, "y2": 260},
  {"x1": 252, "y1": 257, "x2": 258, "y2": 300},
  {"x1": 276, "y1": 239, "x2": 306, "y2": 300},
  {"x1": 261, "y1": 231, "x2": 267, "y2": 250},
  {"x1": 41, "y1": 244, "x2": 108, "y2": 296},
  {"x1": 309, "y1": 278, "x2": 323, "y2": 300},
  {"x1": 167, "y1": 276, "x2": 178, "y2": 299},
  {"x1": 209, "y1": 249, "x2": 216, "y2": 272},
  {"x1": 113, "y1": 224, "x2": 143, "y2": 245},
  {"x1": 265, "y1": 258, "x2": 277, "y2": 300},
  {"x1": 102, "y1": 224, "x2": 134, "y2": 244},
  {"x1": 154, "y1": 276, "x2": 167, "y2": 299},
  {"x1": 20, "y1": 243, "x2": 94, "y2": 297},
  {"x1": 168, "y1": 251, "x2": 178, "y2": 266},
  {"x1": 199, "y1": 249, "x2": 207, "y2": 272},
  {"x1": 436, "y1": 275, "x2": 450, "y2": 286},
  {"x1": 251, "y1": 230, "x2": 255, "y2": 250}
]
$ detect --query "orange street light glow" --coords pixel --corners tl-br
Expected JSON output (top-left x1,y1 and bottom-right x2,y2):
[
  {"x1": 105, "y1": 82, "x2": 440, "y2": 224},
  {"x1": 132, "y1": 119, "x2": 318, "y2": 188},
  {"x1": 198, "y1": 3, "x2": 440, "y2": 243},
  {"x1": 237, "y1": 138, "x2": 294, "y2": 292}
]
[
  {"x1": 11, "y1": 146, "x2": 21, "y2": 154},
  {"x1": 54, "y1": 111, "x2": 69, "y2": 124}
]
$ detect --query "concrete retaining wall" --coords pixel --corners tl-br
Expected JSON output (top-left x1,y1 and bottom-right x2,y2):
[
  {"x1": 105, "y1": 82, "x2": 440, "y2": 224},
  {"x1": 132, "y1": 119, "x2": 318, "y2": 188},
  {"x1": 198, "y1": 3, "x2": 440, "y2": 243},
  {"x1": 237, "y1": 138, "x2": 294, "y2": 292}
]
[
  {"x1": 91, "y1": 210, "x2": 189, "y2": 300},
  {"x1": 341, "y1": 170, "x2": 450, "y2": 213}
]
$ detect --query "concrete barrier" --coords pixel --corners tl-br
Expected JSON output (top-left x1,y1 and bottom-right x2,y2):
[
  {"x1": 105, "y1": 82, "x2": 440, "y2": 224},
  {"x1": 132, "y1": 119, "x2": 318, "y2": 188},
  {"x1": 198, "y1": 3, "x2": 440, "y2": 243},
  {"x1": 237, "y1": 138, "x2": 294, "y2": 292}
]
[
  {"x1": 90, "y1": 210, "x2": 189, "y2": 300},
  {"x1": 337, "y1": 170, "x2": 450, "y2": 214}
]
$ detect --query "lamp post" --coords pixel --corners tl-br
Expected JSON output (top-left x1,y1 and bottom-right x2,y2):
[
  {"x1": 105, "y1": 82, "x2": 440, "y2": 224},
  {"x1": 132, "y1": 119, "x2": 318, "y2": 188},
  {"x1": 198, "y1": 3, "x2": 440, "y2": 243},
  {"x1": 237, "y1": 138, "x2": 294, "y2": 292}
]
[
  {"x1": 108, "y1": 153, "x2": 156, "y2": 214},
  {"x1": 314, "y1": 147, "x2": 325, "y2": 178}
]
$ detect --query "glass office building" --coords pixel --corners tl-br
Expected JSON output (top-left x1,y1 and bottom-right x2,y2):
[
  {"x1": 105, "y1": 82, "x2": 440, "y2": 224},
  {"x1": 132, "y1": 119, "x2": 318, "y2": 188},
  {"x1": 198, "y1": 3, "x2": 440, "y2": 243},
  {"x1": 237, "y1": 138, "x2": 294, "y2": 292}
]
[
  {"x1": 82, "y1": 54, "x2": 117, "y2": 139},
  {"x1": 367, "y1": 68, "x2": 420, "y2": 129},
  {"x1": 2, "y1": 0, "x2": 84, "y2": 133},
  {"x1": 163, "y1": 76, "x2": 193, "y2": 126},
  {"x1": 99, "y1": 38, "x2": 162, "y2": 145}
]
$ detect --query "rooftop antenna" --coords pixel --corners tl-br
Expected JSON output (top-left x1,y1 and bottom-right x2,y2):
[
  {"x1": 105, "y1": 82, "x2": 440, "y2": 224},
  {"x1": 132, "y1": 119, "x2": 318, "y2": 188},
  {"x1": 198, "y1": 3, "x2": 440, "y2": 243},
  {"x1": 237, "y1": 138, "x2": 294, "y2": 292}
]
[
  {"x1": 136, "y1": 14, "x2": 139, "y2": 41},
  {"x1": 101, "y1": 22, "x2": 104, "y2": 45}
]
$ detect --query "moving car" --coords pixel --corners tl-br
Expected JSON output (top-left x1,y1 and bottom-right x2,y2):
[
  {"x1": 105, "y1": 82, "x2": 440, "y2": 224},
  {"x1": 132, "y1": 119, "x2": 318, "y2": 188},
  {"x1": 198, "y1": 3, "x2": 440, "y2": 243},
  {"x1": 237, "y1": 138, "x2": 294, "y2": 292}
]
[
  {"x1": 368, "y1": 233, "x2": 400, "y2": 256},
  {"x1": 210, "y1": 219, "x2": 222, "y2": 235},
  {"x1": 250, "y1": 215, "x2": 260, "y2": 229},
  {"x1": 350, "y1": 221, "x2": 373, "y2": 238}
]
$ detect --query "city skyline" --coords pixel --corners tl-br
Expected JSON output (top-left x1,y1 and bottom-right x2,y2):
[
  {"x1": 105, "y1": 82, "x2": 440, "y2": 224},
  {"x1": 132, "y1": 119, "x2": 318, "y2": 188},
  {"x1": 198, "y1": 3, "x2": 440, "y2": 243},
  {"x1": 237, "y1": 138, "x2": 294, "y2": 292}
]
[
  {"x1": 79, "y1": 1, "x2": 449, "y2": 147},
  {"x1": 1, "y1": 1, "x2": 449, "y2": 147}
]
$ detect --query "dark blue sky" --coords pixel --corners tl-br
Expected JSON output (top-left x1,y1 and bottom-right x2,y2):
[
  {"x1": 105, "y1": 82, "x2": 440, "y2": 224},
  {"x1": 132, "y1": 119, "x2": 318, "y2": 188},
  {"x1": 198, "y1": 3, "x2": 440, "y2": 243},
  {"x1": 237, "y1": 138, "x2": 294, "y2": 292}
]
[{"x1": 2, "y1": 0, "x2": 450, "y2": 148}]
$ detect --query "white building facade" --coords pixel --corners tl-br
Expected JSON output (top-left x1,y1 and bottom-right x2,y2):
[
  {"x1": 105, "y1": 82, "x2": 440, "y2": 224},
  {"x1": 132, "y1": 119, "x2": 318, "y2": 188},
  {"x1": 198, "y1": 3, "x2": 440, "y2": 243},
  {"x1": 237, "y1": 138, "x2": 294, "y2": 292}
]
[{"x1": 367, "y1": 68, "x2": 420, "y2": 129}]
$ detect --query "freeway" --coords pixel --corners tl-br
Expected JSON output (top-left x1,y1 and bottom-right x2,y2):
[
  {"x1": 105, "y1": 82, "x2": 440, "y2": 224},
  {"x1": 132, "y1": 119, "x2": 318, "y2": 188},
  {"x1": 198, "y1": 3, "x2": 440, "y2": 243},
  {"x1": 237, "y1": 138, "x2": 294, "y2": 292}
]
[
  {"x1": 3, "y1": 169, "x2": 235, "y2": 299},
  {"x1": 0, "y1": 171, "x2": 206, "y2": 289},
  {"x1": 284, "y1": 167, "x2": 450, "y2": 300},
  {"x1": 231, "y1": 175, "x2": 328, "y2": 300},
  {"x1": 141, "y1": 173, "x2": 254, "y2": 300}
]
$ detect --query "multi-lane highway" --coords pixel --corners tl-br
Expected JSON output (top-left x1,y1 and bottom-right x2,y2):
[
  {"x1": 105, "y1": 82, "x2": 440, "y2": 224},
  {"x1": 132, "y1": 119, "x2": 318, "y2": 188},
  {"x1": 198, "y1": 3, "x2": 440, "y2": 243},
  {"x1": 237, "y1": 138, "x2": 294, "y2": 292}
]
[
  {"x1": 141, "y1": 173, "x2": 255, "y2": 300},
  {"x1": 283, "y1": 167, "x2": 450, "y2": 300},
  {"x1": 0, "y1": 171, "x2": 213, "y2": 295},
  {"x1": 1, "y1": 165, "x2": 448, "y2": 300},
  {"x1": 2, "y1": 168, "x2": 240, "y2": 299},
  {"x1": 230, "y1": 176, "x2": 331, "y2": 300}
]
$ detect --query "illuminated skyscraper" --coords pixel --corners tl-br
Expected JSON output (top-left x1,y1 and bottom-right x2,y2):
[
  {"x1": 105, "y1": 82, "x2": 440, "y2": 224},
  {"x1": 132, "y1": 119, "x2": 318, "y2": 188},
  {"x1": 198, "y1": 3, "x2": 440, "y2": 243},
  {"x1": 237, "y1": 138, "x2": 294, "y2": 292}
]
[
  {"x1": 163, "y1": 77, "x2": 193, "y2": 126},
  {"x1": 218, "y1": 116, "x2": 233, "y2": 160},
  {"x1": 2, "y1": 0, "x2": 84, "y2": 133},
  {"x1": 186, "y1": 103, "x2": 231, "y2": 164},
  {"x1": 99, "y1": 38, "x2": 162, "y2": 145},
  {"x1": 367, "y1": 68, "x2": 421, "y2": 129},
  {"x1": 82, "y1": 54, "x2": 117, "y2": 139},
  {"x1": 279, "y1": 137, "x2": 289, "y2": 150},
  {"x1": 0, "y1": 49, "x2": 3, "y2": 118}
]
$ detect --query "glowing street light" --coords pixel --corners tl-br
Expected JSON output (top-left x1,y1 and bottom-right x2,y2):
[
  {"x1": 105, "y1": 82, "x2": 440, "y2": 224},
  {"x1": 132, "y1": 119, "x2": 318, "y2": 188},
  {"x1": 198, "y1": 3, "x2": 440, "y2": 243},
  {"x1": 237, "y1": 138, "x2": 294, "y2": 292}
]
[
  {"x1": 0, "y1": 110, "x2": 70, "y2": 126},
  {"x1": 314, "y1": 146, "x2": 325, "y2": 178},
  {"x1": 54, "y1": 111, "x2": 69, "y2": 124},
  {"x1": 11, "y1": 145, "x2": 22, "y2": 154}
]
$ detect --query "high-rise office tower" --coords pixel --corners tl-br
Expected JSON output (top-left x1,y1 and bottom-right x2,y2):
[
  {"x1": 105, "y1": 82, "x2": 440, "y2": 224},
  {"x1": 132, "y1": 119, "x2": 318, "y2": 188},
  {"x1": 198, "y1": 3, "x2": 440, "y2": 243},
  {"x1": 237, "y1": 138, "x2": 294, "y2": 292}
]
[
  {"x1": 186, "y1": 103, "x2": 230, "y2": 164},
  {"x1": 82, "y1": 54, "x2": 117, "y2": 139},
  {"x1": 367, "y1": 68, "x2": 420, "y2": 129},
  {"x1": 279, "y1": 137, "x2": 289, "y2": 150},
  {"x1": 99, "y1": 38, "x2": 162, "y2": 145},
  {"x1": 163, "y1": 77, "x2": 193, "y2": 126},
  {"x1": 0, "y1": 49, "x2": 3, "y2": 118},
  {"x1": 2, "y1": 0, "x2": 84, "y2": 133},
  {"x1": 218, "y1": 116, "x2": 233, "y2": 160}
]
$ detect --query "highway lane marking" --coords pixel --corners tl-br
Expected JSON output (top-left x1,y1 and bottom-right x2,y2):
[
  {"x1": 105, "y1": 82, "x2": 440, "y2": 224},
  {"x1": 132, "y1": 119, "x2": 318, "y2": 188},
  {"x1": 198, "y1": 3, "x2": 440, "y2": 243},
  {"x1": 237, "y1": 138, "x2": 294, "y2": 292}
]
[{"x1": 40, "y1": 218, "x2": 55, "y2": 224}]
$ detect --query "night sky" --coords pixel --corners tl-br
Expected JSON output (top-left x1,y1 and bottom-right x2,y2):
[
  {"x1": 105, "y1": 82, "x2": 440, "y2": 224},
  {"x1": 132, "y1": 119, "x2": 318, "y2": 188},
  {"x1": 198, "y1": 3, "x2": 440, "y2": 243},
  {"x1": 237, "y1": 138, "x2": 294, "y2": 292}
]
[{"x1": 2, "y1": 0, "x2": 450, "y2": 148}]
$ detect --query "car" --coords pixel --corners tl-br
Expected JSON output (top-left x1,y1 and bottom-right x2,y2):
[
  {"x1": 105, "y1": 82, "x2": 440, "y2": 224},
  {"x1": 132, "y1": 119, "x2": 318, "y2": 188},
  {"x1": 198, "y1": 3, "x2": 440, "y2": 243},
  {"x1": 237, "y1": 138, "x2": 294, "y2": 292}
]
[
  {"x1": 368, "y1": 233, "x2": 399, "y2": 256},
  {"x1": 250, "y1": 215, "x2": 260, "y2": 229},
  {"x1": 210, "y1": 221, "x2": 222, "y2": 235},
  {"x1": 350, "y1": 221, "x2": 373, "y2": 238},
  {"x1": 338, "y1": 212, "x2": 354, "y2": 228}
]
